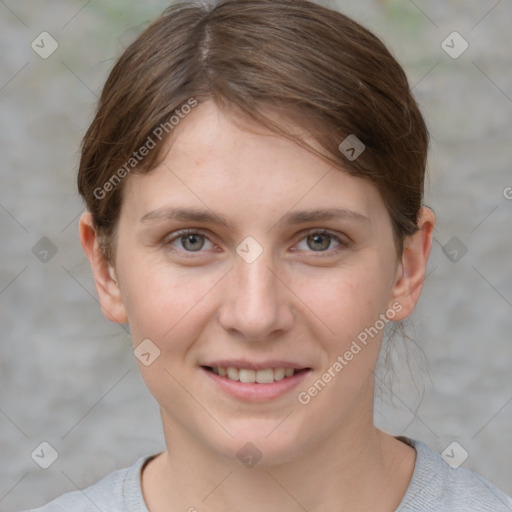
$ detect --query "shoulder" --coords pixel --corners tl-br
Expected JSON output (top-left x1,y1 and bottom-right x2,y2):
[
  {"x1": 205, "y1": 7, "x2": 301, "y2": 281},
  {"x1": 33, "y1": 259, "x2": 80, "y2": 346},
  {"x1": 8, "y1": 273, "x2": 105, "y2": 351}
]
[
  {"x1": 21, "y1": 454, "x2": 157, "y2": 512},
  {"x1": 397, "y1": 437, "x2": 512, "y2": 512}
]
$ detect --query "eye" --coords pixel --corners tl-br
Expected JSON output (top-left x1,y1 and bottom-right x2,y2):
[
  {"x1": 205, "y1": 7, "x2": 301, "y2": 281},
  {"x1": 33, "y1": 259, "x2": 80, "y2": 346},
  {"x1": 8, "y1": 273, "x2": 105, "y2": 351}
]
[
  {"x1": 295, "y1": 230, "x2": 347, "y2": 255},
  {"x1": 163, "y1": 228, "x2": 349, "y2": 258},
  {"x1": 164, "y1": 229, "x2": 215, "y2": 254}
]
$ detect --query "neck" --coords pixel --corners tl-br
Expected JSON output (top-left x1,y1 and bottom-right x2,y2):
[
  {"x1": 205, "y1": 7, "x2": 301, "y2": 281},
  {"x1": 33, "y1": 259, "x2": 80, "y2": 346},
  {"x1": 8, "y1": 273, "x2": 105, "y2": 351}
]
[{"x1": 142, "y1": 406, "x2": 416, "y2": 512}]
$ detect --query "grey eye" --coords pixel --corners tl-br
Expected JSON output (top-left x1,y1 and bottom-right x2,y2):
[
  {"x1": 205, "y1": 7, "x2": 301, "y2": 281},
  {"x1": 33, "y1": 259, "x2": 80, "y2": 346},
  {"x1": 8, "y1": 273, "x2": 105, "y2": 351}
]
[
  {"x1": 304, "y1": 232, "x2": 338, "y2": 252},
  {"x1": 180, "y1": 233, "x2": 206, "y2": 251}
]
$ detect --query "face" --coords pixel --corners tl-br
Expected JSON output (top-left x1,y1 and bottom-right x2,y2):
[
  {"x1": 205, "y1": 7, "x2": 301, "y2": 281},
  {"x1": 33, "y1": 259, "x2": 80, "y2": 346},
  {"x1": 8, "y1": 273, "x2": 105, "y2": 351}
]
[{"x1": 86, "y1": 100, "x2": 430, "y2": 466}]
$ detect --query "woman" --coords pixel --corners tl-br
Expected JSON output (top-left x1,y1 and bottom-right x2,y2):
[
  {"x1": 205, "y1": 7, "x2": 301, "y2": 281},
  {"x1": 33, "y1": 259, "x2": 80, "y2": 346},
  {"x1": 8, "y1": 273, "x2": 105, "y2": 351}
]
[{"x1": 25, "y1": 0, "x2": 512, "y2": 510}]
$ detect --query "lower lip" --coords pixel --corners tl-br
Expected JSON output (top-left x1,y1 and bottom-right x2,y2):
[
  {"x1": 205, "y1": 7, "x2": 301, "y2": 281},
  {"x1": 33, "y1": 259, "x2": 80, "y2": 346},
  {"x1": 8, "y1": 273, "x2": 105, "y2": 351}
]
[{"x1": 201, "y1": 367, "x2": 311, "y2": 402}]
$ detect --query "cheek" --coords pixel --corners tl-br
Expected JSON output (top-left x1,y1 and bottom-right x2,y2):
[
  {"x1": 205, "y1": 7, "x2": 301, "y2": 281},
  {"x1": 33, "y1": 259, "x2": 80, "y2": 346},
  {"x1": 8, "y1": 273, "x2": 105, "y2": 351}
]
[
  {"x1": 119, "y1": 265, "x2": 219, "y2": 401},
  {"x1": 291, "y1": 269, "x2": 391, "y2": 423},
  {"x1": 117, "y1": 255, "x2": 221, "y2": 345},
  {"x1": 296, "y1": 260, "x2": 393, "y2": 340}
]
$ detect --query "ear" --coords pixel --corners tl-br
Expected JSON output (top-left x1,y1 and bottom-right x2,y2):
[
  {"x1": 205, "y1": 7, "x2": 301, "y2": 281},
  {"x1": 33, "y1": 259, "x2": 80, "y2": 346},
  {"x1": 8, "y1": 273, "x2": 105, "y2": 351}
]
[
  {"x1": 79, "y1": 211, "x2": 128, "y2": 324},
  {"x1": 388, "y1": 206, "x2": 435, "y2": 321}
]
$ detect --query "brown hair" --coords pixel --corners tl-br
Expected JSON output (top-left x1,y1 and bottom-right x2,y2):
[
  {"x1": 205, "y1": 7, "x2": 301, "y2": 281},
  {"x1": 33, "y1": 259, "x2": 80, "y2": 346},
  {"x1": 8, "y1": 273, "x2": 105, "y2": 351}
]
[{"x1": 78, "y1": 0, "x2": 429, "y2": 264}]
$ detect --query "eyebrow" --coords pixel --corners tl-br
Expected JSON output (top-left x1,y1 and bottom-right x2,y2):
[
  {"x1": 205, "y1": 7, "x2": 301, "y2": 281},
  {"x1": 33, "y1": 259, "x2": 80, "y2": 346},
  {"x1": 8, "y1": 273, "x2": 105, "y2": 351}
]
[{"x1": 139, "y1": 206, "x2": 370, "y2": 231}]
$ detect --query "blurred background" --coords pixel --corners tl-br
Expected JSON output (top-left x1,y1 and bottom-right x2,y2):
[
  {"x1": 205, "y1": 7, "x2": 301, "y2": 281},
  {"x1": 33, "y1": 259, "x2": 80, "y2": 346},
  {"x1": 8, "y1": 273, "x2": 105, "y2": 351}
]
[{"x1": 1, "y1": 0, "x2": 511, "y2": 510}]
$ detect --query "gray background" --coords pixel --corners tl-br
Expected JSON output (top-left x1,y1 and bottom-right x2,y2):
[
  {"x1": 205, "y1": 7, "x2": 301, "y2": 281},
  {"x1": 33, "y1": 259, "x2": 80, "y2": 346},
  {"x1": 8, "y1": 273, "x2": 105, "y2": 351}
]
[{"x1": 1, "y1": 0, "x2": 511, "y2": 510}]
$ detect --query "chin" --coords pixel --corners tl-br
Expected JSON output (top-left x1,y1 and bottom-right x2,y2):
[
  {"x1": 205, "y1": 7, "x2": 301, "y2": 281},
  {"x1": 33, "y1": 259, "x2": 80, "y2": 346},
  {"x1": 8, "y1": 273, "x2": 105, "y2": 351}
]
[{"x1": 202, "y1": 419, "x2": 311, "y2": 468}]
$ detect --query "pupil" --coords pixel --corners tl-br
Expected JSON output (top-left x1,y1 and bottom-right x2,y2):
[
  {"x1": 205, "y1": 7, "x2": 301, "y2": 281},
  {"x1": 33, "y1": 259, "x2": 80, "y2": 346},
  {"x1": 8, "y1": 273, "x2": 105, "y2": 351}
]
[
  {"x1": 309, "y1": 233, "x2": 329, "y2": 251},
  {"x1": 184, "y1": 234, "x2": 204, "y2": 251}
]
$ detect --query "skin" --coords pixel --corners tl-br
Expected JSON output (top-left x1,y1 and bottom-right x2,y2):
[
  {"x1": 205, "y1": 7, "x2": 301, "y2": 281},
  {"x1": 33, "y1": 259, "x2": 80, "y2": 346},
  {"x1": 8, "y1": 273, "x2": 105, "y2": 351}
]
[{"x1": 80, "y1": 100, "x2": 435, "y2": 512}]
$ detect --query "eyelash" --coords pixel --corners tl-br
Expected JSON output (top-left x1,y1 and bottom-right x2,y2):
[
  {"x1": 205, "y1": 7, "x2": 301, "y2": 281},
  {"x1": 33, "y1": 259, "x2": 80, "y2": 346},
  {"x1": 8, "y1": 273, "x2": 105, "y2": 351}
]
[{"x1": 163, "y1": 228, "x2": 349, "y2": 258}]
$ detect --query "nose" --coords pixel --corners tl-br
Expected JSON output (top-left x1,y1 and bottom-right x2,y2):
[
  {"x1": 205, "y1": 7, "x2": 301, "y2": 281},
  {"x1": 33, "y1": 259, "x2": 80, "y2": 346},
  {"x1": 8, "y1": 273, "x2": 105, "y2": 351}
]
[{"x1": 217, "y1": 247, "x2": 294, "y2": 343}]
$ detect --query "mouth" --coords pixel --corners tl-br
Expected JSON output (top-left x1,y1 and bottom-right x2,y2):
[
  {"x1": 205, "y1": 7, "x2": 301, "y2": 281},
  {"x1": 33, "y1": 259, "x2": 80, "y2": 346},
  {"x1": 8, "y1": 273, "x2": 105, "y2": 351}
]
[
  {"x1": 200, "y1": 364, "x2": 312, "y2": 401},
  {"x1": 202, "y1": 365, "x2": 309, "y2": 383}
]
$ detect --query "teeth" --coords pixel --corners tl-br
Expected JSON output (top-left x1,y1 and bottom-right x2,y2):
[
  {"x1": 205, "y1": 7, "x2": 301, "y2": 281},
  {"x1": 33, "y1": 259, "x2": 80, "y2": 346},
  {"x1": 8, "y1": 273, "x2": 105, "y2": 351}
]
[
  {"x1": 212, "y1": 366, "x2": 299, "y2": 383},
  {"x1": 239, "y1": 369, "x2": 256, "y2": 383},
  {"x1": 256, "y1": 369, "x2": 274, "y2": 384},
  {"x1": 273, "y1": 368, "x2": 285, "y2": 381},
  {"x1": 227, "y1": 367, "x2": 239, "y2": 381}
]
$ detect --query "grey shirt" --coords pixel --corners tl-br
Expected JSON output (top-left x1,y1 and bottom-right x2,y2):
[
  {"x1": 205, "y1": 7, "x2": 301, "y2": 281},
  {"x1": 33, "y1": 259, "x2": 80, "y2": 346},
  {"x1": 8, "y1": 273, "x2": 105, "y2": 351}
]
[{"x1": 22, "y1": 437, "x2": 512, "y2": 511}]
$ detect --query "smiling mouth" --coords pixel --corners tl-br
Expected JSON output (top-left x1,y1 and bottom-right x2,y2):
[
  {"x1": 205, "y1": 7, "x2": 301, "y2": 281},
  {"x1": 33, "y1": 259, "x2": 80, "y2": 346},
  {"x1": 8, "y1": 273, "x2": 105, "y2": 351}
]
[{"x1": 202, "y1": 366, "x2": 310, "y2": 384}]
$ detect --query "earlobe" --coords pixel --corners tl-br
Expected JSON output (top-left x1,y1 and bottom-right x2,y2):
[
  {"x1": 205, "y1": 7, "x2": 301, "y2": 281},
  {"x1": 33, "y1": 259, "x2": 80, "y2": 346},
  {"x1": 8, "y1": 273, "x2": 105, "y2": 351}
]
[
  {"x1": 78, "y1": 212, "x2": 128, "y2": 324},
  {"x1": 389, "y1": 207, "x2": 436, "y2": 321}
]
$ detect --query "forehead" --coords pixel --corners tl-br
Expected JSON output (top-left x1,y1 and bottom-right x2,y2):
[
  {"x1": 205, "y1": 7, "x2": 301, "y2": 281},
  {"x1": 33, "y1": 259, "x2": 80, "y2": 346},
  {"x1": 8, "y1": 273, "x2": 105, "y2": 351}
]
[{"x1": 121, "y1": 101, "x2": 387, "y2": 228}]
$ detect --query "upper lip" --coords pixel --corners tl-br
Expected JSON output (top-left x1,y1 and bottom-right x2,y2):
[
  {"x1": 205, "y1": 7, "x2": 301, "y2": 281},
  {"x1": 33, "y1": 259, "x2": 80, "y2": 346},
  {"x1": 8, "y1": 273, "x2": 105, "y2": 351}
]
[{"x1": 201, "y1": 360, "x2": 311, "y2": 371}]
